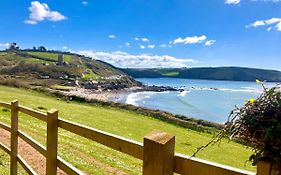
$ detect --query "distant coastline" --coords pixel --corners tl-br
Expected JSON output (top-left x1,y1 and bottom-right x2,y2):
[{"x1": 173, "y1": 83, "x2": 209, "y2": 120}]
[
  {"x1": 28, "y1": 85, "x2": 223, "y2": 133},
  {"x1": 121, "y1": 67, "x2": 281, "y2": 82}
]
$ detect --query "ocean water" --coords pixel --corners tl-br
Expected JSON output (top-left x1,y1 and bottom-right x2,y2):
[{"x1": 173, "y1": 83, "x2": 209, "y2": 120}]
[{"x1": 116, "y1": 78, "x2": 279, "y2": 123}]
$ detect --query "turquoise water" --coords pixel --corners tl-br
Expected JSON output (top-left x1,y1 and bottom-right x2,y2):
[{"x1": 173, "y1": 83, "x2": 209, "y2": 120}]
[{"x1": 117, "y1": 78, "x2": 278, "y2": 123}]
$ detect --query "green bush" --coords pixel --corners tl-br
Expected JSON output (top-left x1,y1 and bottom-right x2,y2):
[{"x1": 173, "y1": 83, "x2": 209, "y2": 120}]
[{"x1": 226, "y1": 84, "x2": 281, "y2": 165}]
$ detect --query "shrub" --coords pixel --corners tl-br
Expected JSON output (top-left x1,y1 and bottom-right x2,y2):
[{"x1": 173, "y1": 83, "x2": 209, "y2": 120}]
[
  {"x1": 226, "y1": 84, "x2": 281, "y2": 165},
  {"x1": 0, "y1": 77, "x2": 29, "y2": 88},
  {"x1": 2, "y1": 108, "x2": 9, "y2": 112},
  {"x1": 38, "y1": 106, "x2": 47, "y2": 110}
]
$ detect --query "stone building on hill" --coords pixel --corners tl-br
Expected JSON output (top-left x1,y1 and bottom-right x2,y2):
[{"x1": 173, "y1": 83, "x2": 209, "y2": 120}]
[{"x1": 57, "y1": 54, "x2": 64, "y2": 66}]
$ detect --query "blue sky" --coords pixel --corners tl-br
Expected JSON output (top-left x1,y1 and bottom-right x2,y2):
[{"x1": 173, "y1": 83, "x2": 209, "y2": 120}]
[{"x1": 0, "y1": 0, "x2": 280, "y2": 69}]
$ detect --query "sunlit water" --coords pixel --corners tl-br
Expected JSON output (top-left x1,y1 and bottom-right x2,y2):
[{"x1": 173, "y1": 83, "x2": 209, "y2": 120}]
[{"x1": 116, "y1": 78, "x2": 278, "y2": 123}]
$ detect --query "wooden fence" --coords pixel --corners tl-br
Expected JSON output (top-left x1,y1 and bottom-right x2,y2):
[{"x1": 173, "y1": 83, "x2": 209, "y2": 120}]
[{"x1": 0, "y1": 100, "x2": 273, "y2": 175}]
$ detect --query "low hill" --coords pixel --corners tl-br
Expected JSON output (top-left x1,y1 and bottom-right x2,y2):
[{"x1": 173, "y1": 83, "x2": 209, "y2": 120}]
[
  {"x1": 0, "y1": 50, "x2": 140, "y2": 90},
  {"x1": 121, "y1": 67, "x2": 281, "y2": 82}
]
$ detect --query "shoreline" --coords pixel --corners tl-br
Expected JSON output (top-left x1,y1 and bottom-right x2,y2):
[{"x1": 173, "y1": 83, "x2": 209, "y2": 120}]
[
  {"x1": 63, "y1": 85, "x2": 181, "y2": 102},
  {"x1": 29, "y1": 85, "x2": 225, "y2": 133},
  {"x1": 65, "y1": 88, "x2": 130, "y2": 102}
]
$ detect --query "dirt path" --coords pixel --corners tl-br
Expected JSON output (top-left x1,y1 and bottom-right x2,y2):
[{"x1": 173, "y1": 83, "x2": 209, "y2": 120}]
[
  {"x1": 0, "y1": 128, "x2": 66, "y2": 175},
  {"x1": 0, "y1": 128, "x2": 128, "y2": 175}
]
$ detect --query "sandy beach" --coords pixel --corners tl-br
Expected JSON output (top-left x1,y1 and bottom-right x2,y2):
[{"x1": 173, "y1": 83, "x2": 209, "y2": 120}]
[{"x1": 64, "y1": 87, "x2": 143, "y2": 102}]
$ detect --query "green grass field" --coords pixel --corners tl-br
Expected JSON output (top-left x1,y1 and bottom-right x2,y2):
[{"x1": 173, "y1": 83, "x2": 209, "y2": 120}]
[
  {"x1": 83, "y1": 68, "x2": 100, "y2": 80},
  {"x1": 27, "y1": 52, "x2": 73, "y2": 63},
  {"x1": 0, "y1": 86, "x2": 255, "y2": 174},
  {"x1": 161, "y1": 71, "x2": 179, "y2": 76}
]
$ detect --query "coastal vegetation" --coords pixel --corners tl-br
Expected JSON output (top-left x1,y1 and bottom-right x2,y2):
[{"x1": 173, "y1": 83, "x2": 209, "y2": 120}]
[
  {"x1": 225, "y1": 84, "x2": 281, "y2": 166},
  {"x1": 0, "y1": 85, "x2": 255, "y2": 174}
]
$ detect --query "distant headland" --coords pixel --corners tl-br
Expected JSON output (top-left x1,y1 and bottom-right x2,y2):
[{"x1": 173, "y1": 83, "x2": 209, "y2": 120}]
[{"x1": 120, "y1": 67, "x2": 281, "y2": 82}]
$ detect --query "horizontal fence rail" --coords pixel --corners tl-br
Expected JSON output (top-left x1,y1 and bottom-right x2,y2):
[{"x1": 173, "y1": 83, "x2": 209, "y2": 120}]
[
  {"x1": 0, "y1": 100, "x2": 262, "y2": 175},
  {"x1": 18, "y1": 106, "x2": 47, "y2": 122},
  {"x1": 0, "y1": 121, "x2": 11, "y2": 132},
  {"x1": 58, "y1": 119, "x2": 144, "y2": 160},
  {"x1": 174, "y1": 153, "x2": 255, "y2": 175},
  {"x1": 18, "y1": 130, "x2": 47, "y2": 157}
]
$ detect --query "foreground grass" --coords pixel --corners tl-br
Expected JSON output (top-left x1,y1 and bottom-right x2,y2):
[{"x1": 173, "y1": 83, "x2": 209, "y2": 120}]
[{"x1": 0, "y1": 86, "x2": 255, "y2": 174}]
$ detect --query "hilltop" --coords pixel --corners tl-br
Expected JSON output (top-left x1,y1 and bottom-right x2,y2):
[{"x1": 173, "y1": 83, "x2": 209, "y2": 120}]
[
  {"x1": 0, "y1": 50, "x2": 140, "y2": 91},
  {"x1": 121, "y1": 67, "x2": 281, "y2": 82}
]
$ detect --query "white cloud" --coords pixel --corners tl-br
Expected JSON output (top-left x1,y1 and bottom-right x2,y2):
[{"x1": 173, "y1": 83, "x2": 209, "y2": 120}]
[
  {"x1": 147, "y1": 45, "x2": 155, "y2": 49},
  {"x1": 252, "y1": 0, "x2": 281, "y2": 2},
  {"x1": 125, "y1": 42, "x2": 130, "y2": 47},
  {"x1": 108, "y1": 35, "x2": 116, "y2": 39},
  {"x1": 0, "y1": 43, "x2": 10, "y2": 50},
  {"x1": 62, "y1": 46, "x2": 68, "y2": 50},
  {"x1": 159, "y1": 44, "x2": 168, "y2": 48},
  {"x1": 277, "y1": 21, "x2": 281, "y2": 31},
  {"x1": 246, "y1": 17, "x2": 281, "y2": 31},
  {"x1": 139, "y1": 45, "x2": 145, "y2": 49},
  {"x1": 25, "y1": 1, "x2": 66, "y2": 24},
  {"x1": 141, "y1": 38, "x2": 149, "y2": 42},
  {"x1": 205, "y1": 40, "x2": 216, "y2": 46},
  {"x1": 225, "y1": 0, "x2": 241, "y2": 4},
  {"x1": 134, "y1": 37, "x2": 139, "y2": 41},
  {"x1": 78, "y1": 50, "x2": 196, "y2": 68},
  {"x1": 159, "y1": 44, "x2": 172, "y2": 48},
  {"x1": 82, "y1": 1, "x2": 88, "y2": 6},
  {"x1": 173, "y1": 35, "x2": 207, "y2": 44}
]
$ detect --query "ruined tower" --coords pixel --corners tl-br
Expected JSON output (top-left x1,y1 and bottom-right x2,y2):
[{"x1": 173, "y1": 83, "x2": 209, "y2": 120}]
[{"x1": 57, "y1": 54, "x2": 64, "y2": 66}]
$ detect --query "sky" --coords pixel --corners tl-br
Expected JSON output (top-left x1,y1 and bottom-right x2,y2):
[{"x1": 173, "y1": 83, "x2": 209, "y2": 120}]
[{"x1": 0, "y1": 0, "x2": 280, "y2": 69}]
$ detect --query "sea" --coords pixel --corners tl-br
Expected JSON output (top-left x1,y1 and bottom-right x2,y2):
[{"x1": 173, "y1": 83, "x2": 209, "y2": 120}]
[{"x1": 116, "y1": 78, "x2": 279, "y2": 123}]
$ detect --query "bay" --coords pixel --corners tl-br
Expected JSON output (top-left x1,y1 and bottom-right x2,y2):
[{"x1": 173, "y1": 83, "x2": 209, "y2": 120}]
[{"x1": 116, "y1": 78, "x2": 278, "y2": 123}]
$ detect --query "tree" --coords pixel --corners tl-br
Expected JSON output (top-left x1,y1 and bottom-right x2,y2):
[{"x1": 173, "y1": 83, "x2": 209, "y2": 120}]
[
  {"x1": 38, "y1": 46, "x2": 47, "y2": 51},
  {"x1": 8, "y1": 43, "x2": 20, "y2": 51}
]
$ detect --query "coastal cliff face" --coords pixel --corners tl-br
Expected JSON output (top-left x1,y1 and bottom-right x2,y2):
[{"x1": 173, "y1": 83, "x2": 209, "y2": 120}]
[
  {"x1": 121, "y1": 67, "x2": 281, "y2": 82},
  {"x1": 0, "y1": 50, "x2": 140, "y2": 91}
]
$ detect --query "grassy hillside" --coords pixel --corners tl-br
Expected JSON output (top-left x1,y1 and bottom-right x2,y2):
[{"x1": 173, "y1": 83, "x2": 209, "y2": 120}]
[
  {"x1": 122, "y1": 67, "x2": 281, "y2": 82},
  {"x1": 0, "y1": 50, "x2": 138, "y2": 90},
  {"x1": 0, "y1": 86, "x2": 255, "y2": 174}
]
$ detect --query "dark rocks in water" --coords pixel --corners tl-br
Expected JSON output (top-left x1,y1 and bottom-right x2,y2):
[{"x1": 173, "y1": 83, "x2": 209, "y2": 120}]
[
  {"x1": 142, "y1": 85, "x2": 179, "y2": 92},
  {"x1": 83, "y1": 80, "x2": 129, "y2": 91},
  {"x1": 103, "y1": 83, "x2": 127, "y2": 90}
]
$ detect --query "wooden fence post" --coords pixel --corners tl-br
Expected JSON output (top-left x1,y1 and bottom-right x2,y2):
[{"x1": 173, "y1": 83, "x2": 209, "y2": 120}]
[
  {"x1": 10, "y1": 100, "x2": 19, "y2": 175},
  {"x1": 257, "y1": 161, "x2": 281, "y2": 175},
  {"x1": 46, "y1": 109, "x2": 58, "y2": 175},
  {"x1": 143, "y1": 130, "x2": 175, "y2": 175}
]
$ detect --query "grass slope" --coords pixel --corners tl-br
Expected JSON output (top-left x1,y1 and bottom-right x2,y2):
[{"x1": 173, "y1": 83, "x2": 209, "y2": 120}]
[
  {"x1": 0, "y1": 51, "x2": 128, "y2": 79},
  {"x1": 27, "y1": 52, "x2": 73, "y2": 63},
  {"x1": 0, "y1": 51, "x2": 138, "y2": 90},
  {"x1": 0, "y1": 86, "x2": 255, "y2": 174}
]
